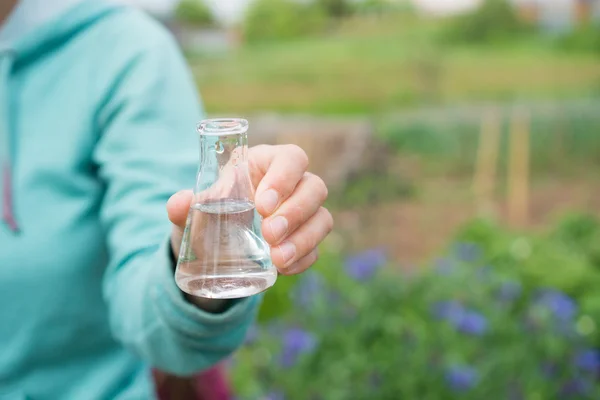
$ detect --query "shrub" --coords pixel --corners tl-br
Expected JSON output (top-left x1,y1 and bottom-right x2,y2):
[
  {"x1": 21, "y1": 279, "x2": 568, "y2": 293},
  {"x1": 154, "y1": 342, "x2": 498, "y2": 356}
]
[
  {"x1": 441, "y1": 0, "x2": 532, "y2": 45},
  {"x1": 455, "y1": 213, "x2": 600, "y2": 346},
  {"x1": 556, "y1": 24, "x2": 600, "y2": 56},
  {"x1": 244, "y1": 0, "x2": 328, "y2": 43},
  {"x1": 231, "y1": 241, "x2": 600, "y2": 399},
  {"x1": 174, "y1": 0, "x2": 215, "y2": 27},
  {"x1": 315, "y1": 0, "x2": 355, "y2": 18}
]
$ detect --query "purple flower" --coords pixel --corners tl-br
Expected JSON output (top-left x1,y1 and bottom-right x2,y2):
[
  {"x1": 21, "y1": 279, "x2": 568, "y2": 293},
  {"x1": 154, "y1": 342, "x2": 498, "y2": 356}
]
[
  {"x1": 244, "y1": 324, "x2": 259, "y2": 345},
  {"x1": 445, "y1": 365, "x2": 479, "y2": 391},
  {"x1": 541, "y1": 362, "x2": 557, "y2": 377},
  {"x1": 561, "y1": 379, "x2": 591, "y2": 397},
  {"x1": 536, "y1": 289, "x2": 577, "y2": 321},
  {"x1": 476, "y1": 265, "x2": 493, "y2": 281},
  {"x1": 434, "y1": 258, "x2": 455, "y2": 275},
  {"x1": 369, "y1": 371, "x2": 383, "y2": 388},
  {"x1": 279, "y1": 328, "x2": 317, "y2": 368},
  {"x1": 454, "y1": 242, "x2": 482, "y2": 262},
  {"x1": 344, "y1": 248, "x2": 387, "y2": 281},
  {"x1": 457, "y1": 311, "x2": 488, "y2": 336},
  {"x1": 498, "y1": 281, "x2": 522, "y2": 302},
  {"x1": 575, "y1": 350, "x2": 600, "y2": 372},
  {"x1": 433, "y1": 301, "x2": 464, "y2": 323},
  {"x1": 264, "y1": 391, "x2": 286, "y2": 400},
  {"x1": 433, "y1": 301, "x2": 488, "y2": 336},
  {"x1": 291, "y1": 271, "x2": 325, "y2": 308}
]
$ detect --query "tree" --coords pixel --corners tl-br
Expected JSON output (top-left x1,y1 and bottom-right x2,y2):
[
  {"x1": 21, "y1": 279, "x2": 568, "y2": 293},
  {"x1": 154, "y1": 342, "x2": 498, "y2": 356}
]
[
  {"x1": 244, "y1": 0, "x2": 327, "y2": 43},
  {"x1": 316, "y1": 0, "x2": 354, "y2": 18},
  {"x1": 444, "y1": 0, "x2": 532, "y2": 44},
  {"x1": 175, "y1": 0, "x2": 215, "y2": 27}
]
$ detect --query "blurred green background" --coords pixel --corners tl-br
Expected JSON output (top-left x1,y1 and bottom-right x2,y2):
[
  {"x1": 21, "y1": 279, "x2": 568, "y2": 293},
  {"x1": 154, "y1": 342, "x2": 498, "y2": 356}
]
[{"x1": 153, "y1": 0, "x2": 600, "y2": 398}]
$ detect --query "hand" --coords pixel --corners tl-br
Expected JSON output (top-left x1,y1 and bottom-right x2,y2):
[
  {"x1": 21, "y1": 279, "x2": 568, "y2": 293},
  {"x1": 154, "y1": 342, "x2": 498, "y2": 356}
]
[{"x1": 167, "y1": 144, "x2": 333, "y2": 276}]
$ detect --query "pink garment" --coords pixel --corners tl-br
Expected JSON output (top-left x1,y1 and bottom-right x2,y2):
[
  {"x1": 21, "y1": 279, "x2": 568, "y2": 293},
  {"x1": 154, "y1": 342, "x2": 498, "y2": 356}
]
[
  {"x1": 2, "y1": 164, "x2": 19, "y2": 232},
  {"x1": 154, "y1": 364, "x2": 232, "y2": 400}
]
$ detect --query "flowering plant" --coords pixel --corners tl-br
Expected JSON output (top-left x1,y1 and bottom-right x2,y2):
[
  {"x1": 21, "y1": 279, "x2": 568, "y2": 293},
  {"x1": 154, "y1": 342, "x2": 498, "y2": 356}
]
[{"x1": 230, "y1": 239, "x2": 600, "y2": 399}]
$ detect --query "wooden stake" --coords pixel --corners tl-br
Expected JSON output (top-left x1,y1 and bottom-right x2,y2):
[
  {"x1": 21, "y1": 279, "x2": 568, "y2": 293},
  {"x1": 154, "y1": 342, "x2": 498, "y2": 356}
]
[
  {"x1": 507, "y1": 108, "x2": 530, "y2": 227},
  {"x1": 473, "y1": 107, "x2": 502, "y2": 218}
]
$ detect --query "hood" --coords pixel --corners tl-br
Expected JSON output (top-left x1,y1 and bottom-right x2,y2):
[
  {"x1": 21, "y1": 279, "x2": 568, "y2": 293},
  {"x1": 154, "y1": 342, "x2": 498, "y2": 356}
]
[{"x1": 0, "y1": 0, "x2": 124, "y2": 233}]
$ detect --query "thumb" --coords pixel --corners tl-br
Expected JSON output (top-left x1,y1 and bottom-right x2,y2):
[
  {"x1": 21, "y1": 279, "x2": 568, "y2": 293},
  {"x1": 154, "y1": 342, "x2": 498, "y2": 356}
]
[{"x1": 167, "y1": 190, "x2": 193, "y2": 229}]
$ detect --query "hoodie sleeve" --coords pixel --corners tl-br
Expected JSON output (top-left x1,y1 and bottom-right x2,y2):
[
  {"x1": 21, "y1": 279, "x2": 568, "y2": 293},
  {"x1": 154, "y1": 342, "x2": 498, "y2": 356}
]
[{"x1": 92, "y1": 13, "x2": 260, "y2": 376}]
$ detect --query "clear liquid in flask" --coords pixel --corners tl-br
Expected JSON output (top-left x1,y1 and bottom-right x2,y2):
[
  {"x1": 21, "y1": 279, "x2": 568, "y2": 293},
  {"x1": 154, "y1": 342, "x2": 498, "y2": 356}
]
[{"x1": 175, "y1": 198, "x2": 277, "y2": 299}]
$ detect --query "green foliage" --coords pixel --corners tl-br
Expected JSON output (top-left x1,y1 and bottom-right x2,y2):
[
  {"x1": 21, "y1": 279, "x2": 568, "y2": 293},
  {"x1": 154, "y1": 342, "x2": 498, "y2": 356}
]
[
  {"x1": 378, "y1": 110, "x2": 600, "y2": 177},
  {"x1": 174, "y1": 0, "x2": 215, "y2": 27},
  {"x1": 232, "y1": 236, "x2": 600, "y2": 399},
  {"x1": 441, "y1": 0, "x2": 532, "y2": 45},
  {"x1": 557, "y1": 24, "x2": 600, "y2": 56},
  {"x1": 257, "y1": 244, "x2": 344, "y2": 322},
  {"x1": 455, "y1": 213, "x2": 600, "y2": 344},
  {"x1": 326, "y1": 172, "x2": 414, "y2": 209},
  {"x1": 244, "y1": 0, "x2": 328, "y2": 43},
  {"x1": 378, "y1": 120, "x2": 480, "y2": 175},
  {"x1": 315, "y1": 0, "x2": 354, "y2": 18}
]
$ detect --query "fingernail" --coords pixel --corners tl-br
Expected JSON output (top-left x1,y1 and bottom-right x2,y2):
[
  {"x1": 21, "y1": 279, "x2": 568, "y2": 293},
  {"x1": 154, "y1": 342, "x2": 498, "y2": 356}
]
[
  {"x1": 278, "y1": 241, "x2": 296, "y2": 267},
  {"x1": 260, "y1": 189, "x2": 279, "y2": 214},
  {"x1": 269, "y1": 216, "x2": 288, "y2": 240}
]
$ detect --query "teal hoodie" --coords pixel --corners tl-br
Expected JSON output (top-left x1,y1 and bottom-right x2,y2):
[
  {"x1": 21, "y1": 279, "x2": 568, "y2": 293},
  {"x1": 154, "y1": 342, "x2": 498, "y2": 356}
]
[{"x1": 0, "y1": 1, "x2": 260, "y2": 398}]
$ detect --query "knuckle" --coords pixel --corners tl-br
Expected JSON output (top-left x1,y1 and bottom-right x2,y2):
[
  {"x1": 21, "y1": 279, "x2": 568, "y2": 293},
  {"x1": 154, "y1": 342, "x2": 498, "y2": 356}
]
[{"x1": 286, "y1": 144, "x2": 309, "y2": 169}]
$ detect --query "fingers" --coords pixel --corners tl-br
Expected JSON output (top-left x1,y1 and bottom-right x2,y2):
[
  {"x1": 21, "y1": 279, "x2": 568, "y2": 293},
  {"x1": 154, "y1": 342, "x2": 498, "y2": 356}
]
[
  {"x1": 271, "y1": 207, "x2": 334, "y2": 270},
  {"x1": 279, "y1": 248, "x2": 319, "y2": 276},
  {"x1": 166, "y1": 189, "x2": 193, "y2": 228},
  {"x1": 262, "y1": 172, "x2": 328, "y2": 245},
  {"x1": 250, "y1": 145, "x2": 309, "y2": 217}
]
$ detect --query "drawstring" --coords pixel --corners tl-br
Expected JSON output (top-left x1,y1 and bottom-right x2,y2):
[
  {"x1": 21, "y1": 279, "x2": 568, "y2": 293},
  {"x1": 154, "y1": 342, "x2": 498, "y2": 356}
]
[{"x1": 0, "y1": 50, "x2": 18, "y2": 233}]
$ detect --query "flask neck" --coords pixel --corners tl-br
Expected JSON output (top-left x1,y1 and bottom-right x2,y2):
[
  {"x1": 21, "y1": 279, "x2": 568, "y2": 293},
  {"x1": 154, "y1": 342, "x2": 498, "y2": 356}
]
[
  {"x1": 195, "y1": 132, "x2": 253, "y2": 202},
  {"x1": 199, "y1": 132, "x2": 248, "y2": 170}
]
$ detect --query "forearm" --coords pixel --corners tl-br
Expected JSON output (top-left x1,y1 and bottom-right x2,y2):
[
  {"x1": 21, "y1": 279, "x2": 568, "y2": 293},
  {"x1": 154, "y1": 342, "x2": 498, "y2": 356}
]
[{"x1": 104, "y1": 235, "x2": 261, "y2": 376}]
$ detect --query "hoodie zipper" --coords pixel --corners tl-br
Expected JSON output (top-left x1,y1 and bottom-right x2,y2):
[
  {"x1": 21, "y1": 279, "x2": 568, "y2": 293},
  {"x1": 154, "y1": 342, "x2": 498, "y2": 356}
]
[{"x1": 0, "y1": 49, "x2": 19, "y2": 233}]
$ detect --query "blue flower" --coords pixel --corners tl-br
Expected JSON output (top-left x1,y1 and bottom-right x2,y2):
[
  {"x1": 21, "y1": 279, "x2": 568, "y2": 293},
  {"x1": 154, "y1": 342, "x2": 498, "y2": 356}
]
[
  {"x1": 541, "y1": 362, "x2": 557, "y2": 377},
  {"x1": 291, "y1": 271, "x2": 325, "y2": 308},
  {"x1": 575, "y1": 349, "x2": 600, "y2": 373},
  {"x1": 244, "y1": 324, "x2": 259, "y2": 345},
  {"x1": 432, "y1": 301, "x2": 464, "y2": 324},
  {"x1": 561, "y1": 379, "x2": 591, "y2": 397},
  {"x1": 476, "y1": 265, "x2": 493, "y2": 281},
  {"x1": 369, "y1": 371, "x2": 383, "y2": 388},
  {"x1": 536, "y1": 289, "x2": 577, "y2": 321},
  {"x1": 498, "y1": 281, "x2": 522, "y2": 302},
  {"x1": 445, "y1": 365, "x2": 479, "y2": 391},
  {"x1": 433, "y1": 301, "x2": 488, "y2": 336},
  {"x1": 279, "y1": 328, "x2": 317, "y2": 368},
  {"x1": 457, "y1": 311, "x2": 488, "y2": 336},
  {"x1": 264, "y1": 390, "x2": 285, "y2": 400},
  {"x1": 453, "y1": 242, "x2": 482, "y2": 262},
  {"x1": 434, "y1": 258, "x2": 455, "y2": 275},
  {"x1": 344, "y1": 248, "x2": 386, "y2": 281}
]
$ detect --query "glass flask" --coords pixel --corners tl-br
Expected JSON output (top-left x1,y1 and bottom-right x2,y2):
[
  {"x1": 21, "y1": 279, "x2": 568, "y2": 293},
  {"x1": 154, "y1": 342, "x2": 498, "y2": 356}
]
[{"x1": 175, "y1": 118, "x2": 277, "y2": 299}]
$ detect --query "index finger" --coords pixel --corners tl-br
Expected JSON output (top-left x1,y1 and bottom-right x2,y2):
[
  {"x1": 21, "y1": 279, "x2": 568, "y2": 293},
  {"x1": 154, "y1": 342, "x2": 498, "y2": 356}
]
[{"x1": 249, "y1": 144, "x2": 309, "y2": 217}]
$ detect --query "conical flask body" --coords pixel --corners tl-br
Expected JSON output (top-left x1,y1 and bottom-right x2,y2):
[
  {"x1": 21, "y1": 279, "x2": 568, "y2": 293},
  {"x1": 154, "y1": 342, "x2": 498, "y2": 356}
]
[{"x1": 175, "y1": 119, "x2": 277, "y2": 299}]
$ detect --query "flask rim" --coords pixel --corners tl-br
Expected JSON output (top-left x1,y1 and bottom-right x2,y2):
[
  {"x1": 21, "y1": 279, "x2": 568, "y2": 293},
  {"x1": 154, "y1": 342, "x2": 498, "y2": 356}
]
[{"x1": 197, "y1": 118, "x2": 249, "y2": 136}]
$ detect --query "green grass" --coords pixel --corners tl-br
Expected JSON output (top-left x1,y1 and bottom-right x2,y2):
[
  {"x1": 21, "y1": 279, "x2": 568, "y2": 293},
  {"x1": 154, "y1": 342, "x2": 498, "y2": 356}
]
[{"x1": 187, "y1": 15, "x2": 600, "y2": 115}]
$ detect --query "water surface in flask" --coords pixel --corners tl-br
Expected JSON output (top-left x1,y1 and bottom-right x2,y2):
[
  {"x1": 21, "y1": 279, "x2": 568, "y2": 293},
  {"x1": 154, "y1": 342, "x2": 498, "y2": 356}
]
[{"x1": 175, "y1": 198, "x2": 277, "y2": 299}]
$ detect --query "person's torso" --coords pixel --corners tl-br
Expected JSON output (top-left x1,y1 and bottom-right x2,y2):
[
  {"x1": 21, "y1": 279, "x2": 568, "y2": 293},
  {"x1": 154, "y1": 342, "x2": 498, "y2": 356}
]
[{"x1": 0, "y1": 3, "x2": 157, "y2": 399}]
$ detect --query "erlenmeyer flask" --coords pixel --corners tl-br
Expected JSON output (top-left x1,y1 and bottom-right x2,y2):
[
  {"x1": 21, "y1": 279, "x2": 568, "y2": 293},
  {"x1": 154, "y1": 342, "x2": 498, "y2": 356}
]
[{"x1": 175, "y1": 118, "x2": 277, "y2": 299}]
